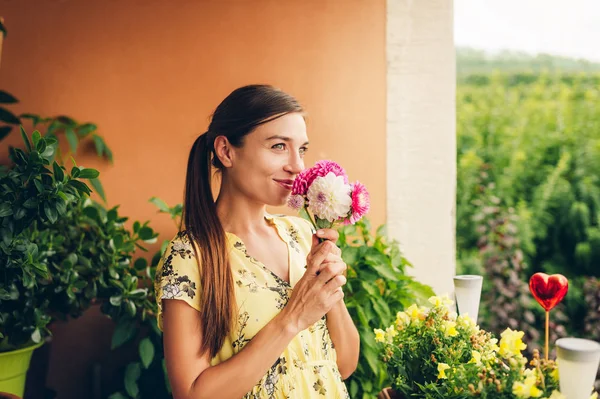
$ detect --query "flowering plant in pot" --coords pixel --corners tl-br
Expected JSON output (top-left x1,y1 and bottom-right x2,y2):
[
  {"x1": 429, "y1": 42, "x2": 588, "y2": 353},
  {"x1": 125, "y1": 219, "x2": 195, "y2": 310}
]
[{"x1": 374, "y1": 296, "x2": 598, "y2": 399}]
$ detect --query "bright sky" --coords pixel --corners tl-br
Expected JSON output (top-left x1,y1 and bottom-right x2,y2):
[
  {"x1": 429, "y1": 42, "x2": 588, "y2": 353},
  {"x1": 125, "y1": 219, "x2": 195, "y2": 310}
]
[{"x1": 454, "y1": 0, "x2": 600, "y2": 62}]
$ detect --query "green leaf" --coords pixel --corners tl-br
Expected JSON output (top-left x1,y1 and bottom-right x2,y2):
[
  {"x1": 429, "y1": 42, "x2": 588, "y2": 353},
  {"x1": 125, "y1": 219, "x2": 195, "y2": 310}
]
[
  {"x1": 31, "y1": 130, "x2": 41, "y2": 146},
  {"x1": 138, "y1": 226, "x2": 154, "y2": 240},
  {"x1": 65, "y1": 127, "x2": 78, "y2": 153},
  {"x1": 31, "y1": 328, "x2": 42, "y2": 343},
  {"x1": 53, "y1": 162, "x2": 65, "y2": 183},
  {"x1": 78, "y1": 168, "x2": 100, "y2": 179},
  {"x1": 110, "y1": 295, "x2": 122, "y2": 306},
  {"x1": 128, "y1": 289, "x2": 147, "y2": 299},
  {"x1": 44, "y1": 202, "x2": 58, "y2": 223},
  {"x1": 0, "y1": 107, "x2": 20, "y2": 124},
  {"x1": 91, "y1": 133, "x2": 105, "y2": 155},
  {"x1": 126, "y1": 300, "x2": 136, "y2": 317},
  {"x1": 68, "y1": 179, "x2": 91, "y2": 195},
  {"x1": 124, "y1": 362, "x2": 141, "y2": 398},
  {"x1": 363, "y1": 345, "x2": 380, "y2": 375},
  {"x1": 77, "y1": 123, "x2": 97, "y2": 137},
  {"x1": 36, "y1": 137, "x2": 47, "y2": 154},
  {"x1": 20, "y1": 126, "x2": 32, "y2": 151},
  {"x1": 111, "y1": 319, "x2": 137, "y2": 350},
  {"x1": 149, "y1": 197, "x2": 170, "y2": 212},
  {"x1": 139, "y1": 337, "x2": 155, "y2": 369},
  {"x1": 365, "y1": 251, "x2": 398, "y2": 281},
  {"x1": 350, "y1": 379, "x2": 359, "y2": 398},
  {"x1": 0, "y1": 91, "x2": 18, "y2": 104},
  {"x1": 89, "y1": 178, "x2": 106, "y2": 202},
  {"x1": 0, "y1": 203, "x2": 12, "y2": 217},
  {"x1": 133, "y1": 258, "x2": 147, "y2": 271},
  {"x1": 107, "y1": 393, "x2": 128, "y2": 399},
  {"x1": 0, "y1": 126, "x2": 12, "y2": 140}
]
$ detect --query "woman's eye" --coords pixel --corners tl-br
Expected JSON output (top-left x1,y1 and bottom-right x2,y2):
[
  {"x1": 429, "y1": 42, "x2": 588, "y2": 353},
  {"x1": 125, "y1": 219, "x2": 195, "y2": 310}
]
[
  {"x1": 272, "y1": 143, "x2": 285, "y2": 150},
  {"x1": 299, "y1": 146, "x2": 308, "y2": 155}
]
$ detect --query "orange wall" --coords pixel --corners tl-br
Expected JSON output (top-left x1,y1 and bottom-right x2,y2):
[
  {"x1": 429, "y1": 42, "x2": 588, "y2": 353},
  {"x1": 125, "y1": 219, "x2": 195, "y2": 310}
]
[{"x1": 0, "y1": 1, "x2": 386, "y2": 397}]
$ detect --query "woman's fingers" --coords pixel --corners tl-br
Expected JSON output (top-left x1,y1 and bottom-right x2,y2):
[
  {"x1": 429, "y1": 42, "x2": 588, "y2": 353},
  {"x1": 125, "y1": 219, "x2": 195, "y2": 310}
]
[
  {"x1": 315, "y1": 228, "x2": 339, "y2": 242},
  {"x1": 316, "y1": 261, "x2": 347, "y2": 286},
  {"x1": 305, "y1": 241, "x2": 333, "y2": 276}
]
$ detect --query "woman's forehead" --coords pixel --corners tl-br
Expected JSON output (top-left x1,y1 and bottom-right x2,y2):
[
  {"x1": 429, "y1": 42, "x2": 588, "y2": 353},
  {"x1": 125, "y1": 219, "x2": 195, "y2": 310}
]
[{"x1": 251, "y1": 113, "x2": 308, "y2": 141}]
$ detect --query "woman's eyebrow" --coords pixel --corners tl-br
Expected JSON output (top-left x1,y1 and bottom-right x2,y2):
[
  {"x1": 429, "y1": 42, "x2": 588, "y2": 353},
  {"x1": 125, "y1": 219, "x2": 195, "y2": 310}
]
[{"x1": 265, "y1": 135, "x2": 309, "y2": 145}]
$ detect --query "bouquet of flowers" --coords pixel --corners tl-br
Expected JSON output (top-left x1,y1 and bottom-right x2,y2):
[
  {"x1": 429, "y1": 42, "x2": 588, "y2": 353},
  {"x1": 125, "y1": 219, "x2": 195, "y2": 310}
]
[
  {"x1": 287, "y1": 160, "x2": 370, "y2": 231},
  {"x1": 375, "y1": 296, "x2": 599, "y2": 399}
]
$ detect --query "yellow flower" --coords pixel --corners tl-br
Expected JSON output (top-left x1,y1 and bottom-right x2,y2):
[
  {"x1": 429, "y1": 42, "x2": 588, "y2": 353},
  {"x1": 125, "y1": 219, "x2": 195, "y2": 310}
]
[
  {"x1": 406, "y1": 304, "x2": 426, "y2": 321},
  {"x1": 437, "y1": 363, "x2": 450, "y2": 379},
  {"x1": 512, "y1": 382, "x2": 543, "y2": 398},
  {"x1": 513, "y1": 369, "x2": 542, "y2": 398},
  {"x1": 468, "y1": 350, "x2": 482, "y2": 365},
  {"x1": 395, "y1": 311, "x2": 410, "y2": 328},
  {"x1": 590, "y1": 393, "x2": 598, "y2": 399},
  {"x1": 549, "y1": 365, "x2": 559, "y2": 382},
  {"x1": 499, "y1": 328, "x2": 527, "y2": 358},
  {"x1": 442, "y1": 320, "x2": 458, "y2": 337},
  {"x1": 457, "y1": 313, "x2": 478, "y2": 332},
  {"x1": 374, "y1": 328, "x2": 386, "y2": 343},
  {"x1": 385, "y1": 326, "x2": 398, "y2": 343},
  {"x1": 428, "y1": 295, "x2": 454, "y2": 308}
]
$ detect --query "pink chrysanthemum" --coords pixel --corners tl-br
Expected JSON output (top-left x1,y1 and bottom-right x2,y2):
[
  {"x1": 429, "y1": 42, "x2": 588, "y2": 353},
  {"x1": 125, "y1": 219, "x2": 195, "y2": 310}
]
[
  {"x1": 348, "y1": 181, "x2": 370, "y2": 224},
  {"x1": 287, "y1": 194, "x2": 305, "y2": 210},
  {"x1": 291, "y1": 160, "x2": 348, "y2": 195}
]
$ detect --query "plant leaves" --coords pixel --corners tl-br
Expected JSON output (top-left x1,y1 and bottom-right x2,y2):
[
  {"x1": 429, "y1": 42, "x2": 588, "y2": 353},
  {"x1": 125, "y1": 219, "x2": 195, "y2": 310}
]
[
  {"x1": 111, "y1": 319, "x2": 137, "y2": 350},
  {"x1": 139, "y1": 337, "x2": 155, "y2": 369},
  {"x1": 0, "y1": 90, "x2": 18, "y2": 104},
  {"x1": 0, "y1": 126, "x2": 12, "y2": 140},
  {"x1": 0, "y1": 107, "x2": 20, "y2": 124},
  {"x1": 78, "y1": 168, "x2": 100, "y2": 179},
  {"x1": 124, "y1": 362, "x2": 141, "y2": 398},
  {"x1": 65, "y1": 127, "x2": 78, "y2": 154}
]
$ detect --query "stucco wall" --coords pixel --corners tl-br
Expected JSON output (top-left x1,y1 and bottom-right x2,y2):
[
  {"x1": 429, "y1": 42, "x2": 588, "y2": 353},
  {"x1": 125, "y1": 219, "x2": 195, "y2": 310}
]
[{"x1": 386, "y1": 0, "x2": 457, "y2": 296}]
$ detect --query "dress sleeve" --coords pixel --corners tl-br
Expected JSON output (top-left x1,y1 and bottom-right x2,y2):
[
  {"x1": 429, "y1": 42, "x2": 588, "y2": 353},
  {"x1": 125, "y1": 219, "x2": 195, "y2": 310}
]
[{"x1": 154, "y1": 232, "x2": 202, "y2": 331}]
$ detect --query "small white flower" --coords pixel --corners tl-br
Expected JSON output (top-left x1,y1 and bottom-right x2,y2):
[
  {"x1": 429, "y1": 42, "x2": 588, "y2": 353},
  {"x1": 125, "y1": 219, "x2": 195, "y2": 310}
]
[
  {"x1": 162, "y1": 284, "x2": 181, "y2": 299},
  {"x1": 306, "y1": 172, "x2": 352, "y2": 222},
  {"x1": 172, "y1": 241, "x2": 192, "y2": 253}
]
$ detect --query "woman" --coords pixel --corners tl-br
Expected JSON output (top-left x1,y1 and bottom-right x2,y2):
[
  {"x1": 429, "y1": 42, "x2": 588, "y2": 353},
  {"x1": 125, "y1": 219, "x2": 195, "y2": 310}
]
[{"x1": 154, "y1": 84, "x2": 360, "y2": 398}]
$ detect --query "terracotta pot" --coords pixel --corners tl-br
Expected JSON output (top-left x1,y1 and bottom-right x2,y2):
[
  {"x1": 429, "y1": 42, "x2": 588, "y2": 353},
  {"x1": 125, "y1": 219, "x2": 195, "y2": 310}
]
[{"x1": 377, "y1": 387, "x2": 402, "y2": 399}]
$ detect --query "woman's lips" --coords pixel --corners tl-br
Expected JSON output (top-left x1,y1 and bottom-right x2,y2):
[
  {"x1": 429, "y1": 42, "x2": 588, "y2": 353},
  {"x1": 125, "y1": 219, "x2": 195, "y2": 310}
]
[{"x1": 274, "y1": 179, "x2": 294, "y2": 190}]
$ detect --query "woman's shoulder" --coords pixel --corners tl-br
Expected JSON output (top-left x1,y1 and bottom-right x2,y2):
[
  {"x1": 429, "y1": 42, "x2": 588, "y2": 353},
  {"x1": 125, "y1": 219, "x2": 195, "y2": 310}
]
[{"x1": 165, "y1": 230, "x2": 197, "y2": 259}]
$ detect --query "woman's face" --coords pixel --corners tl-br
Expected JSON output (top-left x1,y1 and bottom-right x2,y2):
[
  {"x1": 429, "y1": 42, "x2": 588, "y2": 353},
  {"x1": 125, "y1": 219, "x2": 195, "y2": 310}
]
[{"x1": 221, "y1": 112, "x2": 309, "y2": 207}]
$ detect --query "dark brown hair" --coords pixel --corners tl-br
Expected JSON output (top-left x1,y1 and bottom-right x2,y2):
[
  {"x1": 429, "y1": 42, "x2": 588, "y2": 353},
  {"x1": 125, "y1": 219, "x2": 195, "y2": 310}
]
[{"x1": 182, "y1": 84, "x2": 303, "y2": 358}]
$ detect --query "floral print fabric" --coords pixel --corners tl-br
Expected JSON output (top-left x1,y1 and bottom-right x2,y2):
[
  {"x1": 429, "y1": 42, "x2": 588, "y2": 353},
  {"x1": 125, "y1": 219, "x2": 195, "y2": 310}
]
[{"x1": 154, "y1": 214, "x2": 350, "y2": 398}]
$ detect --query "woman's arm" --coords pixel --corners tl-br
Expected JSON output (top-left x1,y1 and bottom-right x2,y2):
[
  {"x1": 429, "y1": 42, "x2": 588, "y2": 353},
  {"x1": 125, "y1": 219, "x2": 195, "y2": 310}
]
[
  {"x1": 163, "y1": 299, "x2": 297, "y2": 399},
  {"x1": 326, "y1": 298, "x2": 360, "y2": 379}
]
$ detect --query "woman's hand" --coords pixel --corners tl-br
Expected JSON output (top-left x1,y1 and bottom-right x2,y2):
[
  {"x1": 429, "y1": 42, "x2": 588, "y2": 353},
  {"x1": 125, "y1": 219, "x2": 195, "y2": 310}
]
[{"x1": 280, "y1": 230, "x2": 347, "y2": 333}]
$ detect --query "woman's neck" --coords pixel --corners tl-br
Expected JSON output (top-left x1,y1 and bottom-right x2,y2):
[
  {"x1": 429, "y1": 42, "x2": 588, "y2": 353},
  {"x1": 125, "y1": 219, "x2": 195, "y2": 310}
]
[{"x1": 215, "y1": 189, "x2": 270, "y2": 237}]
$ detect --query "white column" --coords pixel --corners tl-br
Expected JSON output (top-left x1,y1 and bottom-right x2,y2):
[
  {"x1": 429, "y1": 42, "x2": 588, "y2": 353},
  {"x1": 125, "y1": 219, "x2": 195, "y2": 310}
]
[{"x1": 386, "y1": 0, "x2": 456, "y2": 296}]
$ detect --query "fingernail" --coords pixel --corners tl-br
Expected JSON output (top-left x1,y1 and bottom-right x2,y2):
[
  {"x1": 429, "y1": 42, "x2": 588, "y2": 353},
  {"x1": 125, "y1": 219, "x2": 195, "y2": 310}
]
[{"x1": 317, "y1": 230, "x2": 324, "y2": 237}]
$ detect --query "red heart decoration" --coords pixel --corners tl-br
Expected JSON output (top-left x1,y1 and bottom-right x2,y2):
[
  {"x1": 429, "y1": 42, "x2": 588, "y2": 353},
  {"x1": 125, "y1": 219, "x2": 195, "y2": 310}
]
[{"x1": 529, "y1": 273, "x2": 569, "y2": 311}]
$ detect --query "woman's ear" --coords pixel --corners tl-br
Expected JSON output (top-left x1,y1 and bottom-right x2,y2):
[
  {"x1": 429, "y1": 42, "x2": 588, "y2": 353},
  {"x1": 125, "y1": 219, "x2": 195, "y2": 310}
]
[{"x1": 214, "y1": 136, "x2": 234, "y2": 168}]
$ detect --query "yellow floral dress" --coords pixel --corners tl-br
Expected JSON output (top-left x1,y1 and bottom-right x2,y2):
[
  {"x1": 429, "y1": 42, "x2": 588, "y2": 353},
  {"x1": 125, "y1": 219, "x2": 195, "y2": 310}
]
[{"x1": 154, "y1": 214, "x2": 350, "y2": 399}]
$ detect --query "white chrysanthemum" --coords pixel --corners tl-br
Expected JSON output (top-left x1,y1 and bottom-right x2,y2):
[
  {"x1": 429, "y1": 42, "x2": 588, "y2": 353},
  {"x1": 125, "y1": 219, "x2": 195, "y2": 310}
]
[{"x1": 306, "y1": 172, "x2": 352, "y2": 222}]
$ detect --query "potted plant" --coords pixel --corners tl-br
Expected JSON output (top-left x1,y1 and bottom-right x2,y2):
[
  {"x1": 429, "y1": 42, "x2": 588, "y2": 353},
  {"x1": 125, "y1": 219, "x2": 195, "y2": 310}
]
[
  {"x1": 0, "y1": 128, "x2": 99, "y2": 395},
  {"x1": 0, "y1": 128, "x2": 158, "y2": 396},
  {"x1": 373, "y1": 296, "x2": 597, "y2": 399}
]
